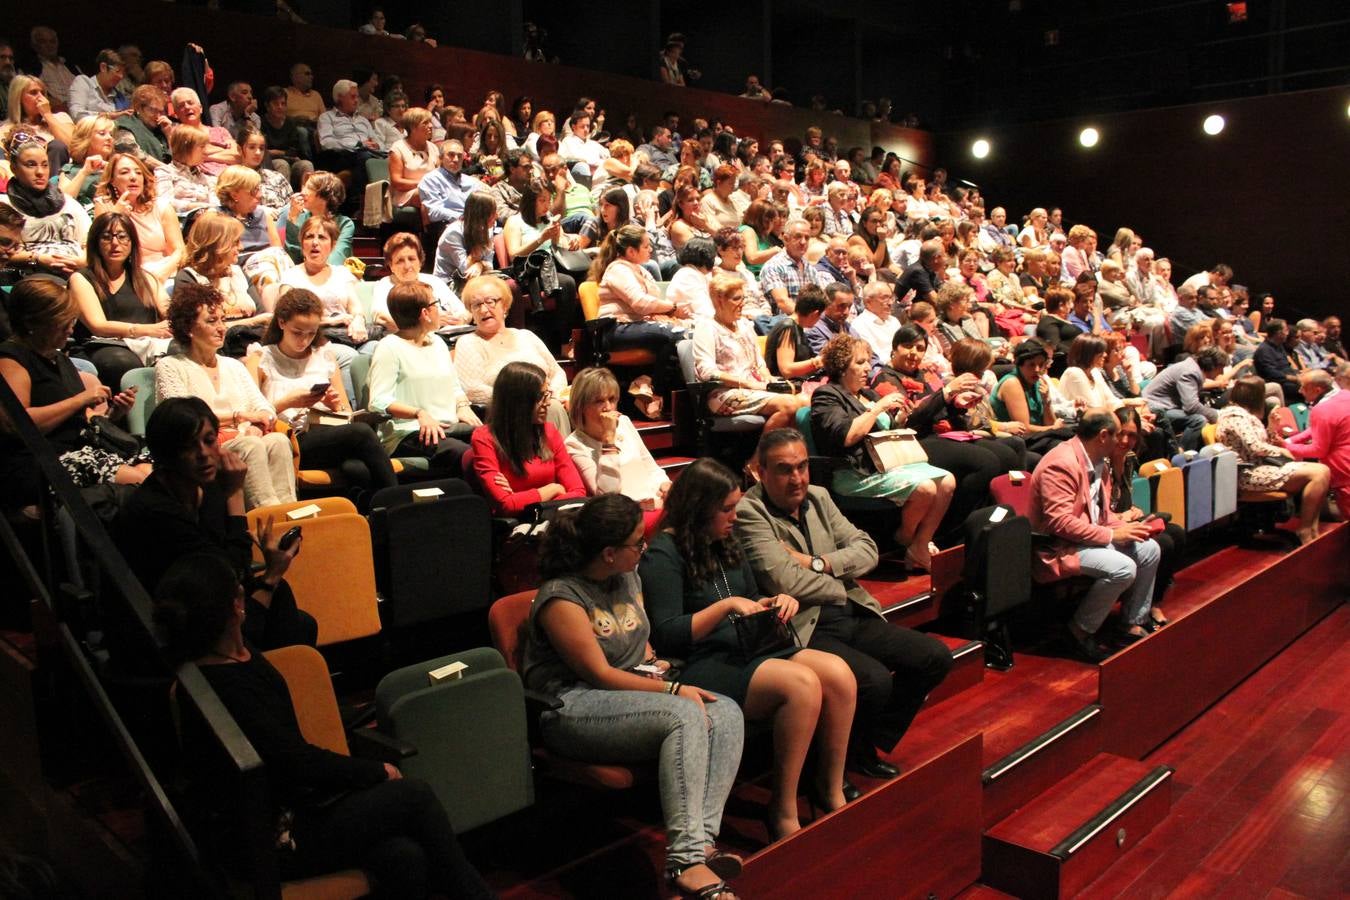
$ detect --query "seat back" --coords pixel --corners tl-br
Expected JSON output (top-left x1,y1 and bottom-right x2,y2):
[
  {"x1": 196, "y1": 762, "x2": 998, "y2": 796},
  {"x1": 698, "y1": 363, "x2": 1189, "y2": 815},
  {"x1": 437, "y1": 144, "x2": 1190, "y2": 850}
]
[
  {"x1": 354, "y1": 281, "x2": 376, "y2": 322},
  {"x1": 256, "y1": 514, "x2": 383, "y2": 646},
  {"x1": 1201, "y1": 423, "x2": 1217, "y2": 446},
  {"x1": 1150, "y1": 465, "x2": 1187, "y2": 529},
  {"x1": 1131, "y1": 475, "x2": 1153, "y2": 515},
  {"x1": 364, "y1": 156, "x2": 390, "y2": 184},
  {"x1": 987, "y1": 474, "x2": 1033, "y2": 519},
  {"x1": 1182, "y1": 456, "x2": 1214, "y2": 530},
  {"x1": 1210, "y1": 450, "x2": 1239, "y2": 519},
  {"x1": 487, "y1": 591, "x2": 537, "y2": 673},
  {"x1": 578, "y1": 280, "x2": 602, "y2": 321},
  {"x1": 1289, "y1": 402, "x2": 1310, "y2": 432},
  {"x1": 246, "y1": 497, "x2": 359, "y2": 534},
  {"x1": 380, "y1": 494, "x2": 494, "y2": 625},
  {"x1": 368, "y1": 478, "x2": 472, "y2": 511},
  {"x1": 349, "y1": 353, "x2": 373, "y2": 409},
  {"x1": 960, "y1": 504, "x2": 1032, "y2": 618},
  {"x1": 121, "y1": 367, "x2": 158, "y2": 436},
  {"x1": 263, "y1": 645, "x2": 349, "y2": 756},
  {"x1": 675, "y1": 338, "x2": 698, "y2": 386},
  {"x1": 793, "y1": 405, "x2": 819, "y2": 454}
]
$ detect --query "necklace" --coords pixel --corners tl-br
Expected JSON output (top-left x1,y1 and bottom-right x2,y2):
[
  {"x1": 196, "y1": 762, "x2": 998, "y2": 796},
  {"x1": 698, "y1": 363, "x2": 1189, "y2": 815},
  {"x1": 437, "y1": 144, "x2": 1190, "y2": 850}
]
[{"x1": 713, "y1": 561, "x2": 732, "y2": 600}]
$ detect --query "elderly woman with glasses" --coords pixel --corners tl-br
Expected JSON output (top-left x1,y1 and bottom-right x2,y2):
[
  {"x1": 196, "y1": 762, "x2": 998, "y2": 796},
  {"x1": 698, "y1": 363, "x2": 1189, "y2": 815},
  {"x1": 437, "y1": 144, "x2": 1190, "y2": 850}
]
[
  {"x1": 454, "y1": 276, "x2": 569, "y2": 434},
  {"x1": 468, "y1": 360, "x2": 585, "y2": 517}
]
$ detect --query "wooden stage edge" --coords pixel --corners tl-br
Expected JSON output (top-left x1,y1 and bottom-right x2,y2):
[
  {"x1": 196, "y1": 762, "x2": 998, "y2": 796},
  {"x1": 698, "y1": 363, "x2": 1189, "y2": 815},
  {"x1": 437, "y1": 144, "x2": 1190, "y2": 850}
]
[
  {"x1": 737, "y1": 735, "x2": 984, "y2": 899},
  {"x1": 1099, "y1": 522, "x2": 1349, "y2": 760}
]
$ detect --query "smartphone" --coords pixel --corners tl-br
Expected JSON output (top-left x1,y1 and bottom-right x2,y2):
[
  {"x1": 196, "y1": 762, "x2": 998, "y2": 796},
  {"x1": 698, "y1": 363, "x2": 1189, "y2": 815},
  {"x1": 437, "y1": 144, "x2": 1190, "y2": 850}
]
[
  {"x1": 277, "y1": 525, "x2": 303, "y2": 552},
  {"x1": 309, "y1": 382, "x2": 330, "y2": 394},
  {"x1": 1141, "y1": 514, "x2": 1159, "y2": 523}
]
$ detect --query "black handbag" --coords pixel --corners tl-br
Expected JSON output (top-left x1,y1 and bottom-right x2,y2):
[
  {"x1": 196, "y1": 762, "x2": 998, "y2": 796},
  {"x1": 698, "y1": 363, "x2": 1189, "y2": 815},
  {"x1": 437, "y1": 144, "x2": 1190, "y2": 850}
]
[
  {"x1": 321, "y1": 324, "x2": 388, "y2": 348},
  {"x1": 728, "y1": 607, "x2": 800, "y2": 661},
  {"x1": 514, "y1": 250, "x2": 562, "y2": 313},
  {"x1": 84, "y1": 415, "x2": 142, "y2": 458}
]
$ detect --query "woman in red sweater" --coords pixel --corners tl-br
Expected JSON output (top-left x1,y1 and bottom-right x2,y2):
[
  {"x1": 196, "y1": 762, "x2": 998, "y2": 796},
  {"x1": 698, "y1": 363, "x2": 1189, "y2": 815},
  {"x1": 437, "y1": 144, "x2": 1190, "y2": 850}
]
[{"x1": 470, "y1": 361, "x2": 587, "y2": 516}]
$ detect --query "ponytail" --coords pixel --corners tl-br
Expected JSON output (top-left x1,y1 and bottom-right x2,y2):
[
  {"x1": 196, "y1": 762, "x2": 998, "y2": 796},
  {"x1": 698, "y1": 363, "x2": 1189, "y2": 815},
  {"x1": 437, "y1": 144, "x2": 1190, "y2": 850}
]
[
  {"x1": 586, "y1": 223, "x2": 647, "y2": 283},
  {"x1": 538, "y1": 494, "x2": 642, "y2": 580}
]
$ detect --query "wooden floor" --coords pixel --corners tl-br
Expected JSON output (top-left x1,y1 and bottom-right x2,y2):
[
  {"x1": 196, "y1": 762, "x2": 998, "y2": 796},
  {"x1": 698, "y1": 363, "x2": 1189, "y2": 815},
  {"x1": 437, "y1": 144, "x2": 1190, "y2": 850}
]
[{"x1": 1075, "y1": 602, "x2": 1350, "y2": 899}]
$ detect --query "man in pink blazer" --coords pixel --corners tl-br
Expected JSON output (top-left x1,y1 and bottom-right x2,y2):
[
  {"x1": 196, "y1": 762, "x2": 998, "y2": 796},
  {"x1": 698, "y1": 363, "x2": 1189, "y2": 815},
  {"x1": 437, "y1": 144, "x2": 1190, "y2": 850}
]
[
  {"x1": 1286, "y1": 368, "x2": 1350, "y2": 509},
  {"x1": 1029, "y1": 412, "x2": 1161, "y2": 662}
]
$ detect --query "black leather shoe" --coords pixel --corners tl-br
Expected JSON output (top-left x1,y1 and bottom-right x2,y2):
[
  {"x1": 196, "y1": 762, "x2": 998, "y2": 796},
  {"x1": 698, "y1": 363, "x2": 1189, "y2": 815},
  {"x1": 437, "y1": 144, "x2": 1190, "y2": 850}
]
[
  {"x1": 842, "y1": 779, "x2": 862, "y2": 802},
  {"x1": 1067, "y1": 627, "x2": 1112, "y2": 664},
  {"x1": 847, "y1": 755, "x2": 901, "y2": 780}
]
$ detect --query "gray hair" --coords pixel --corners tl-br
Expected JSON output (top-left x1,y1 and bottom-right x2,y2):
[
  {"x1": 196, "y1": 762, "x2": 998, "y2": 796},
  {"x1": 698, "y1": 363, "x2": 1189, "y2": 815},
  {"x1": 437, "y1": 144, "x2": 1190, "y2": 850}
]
[
  {"x1": 1135, "y1": 246, "x2": 1154, "y2": 261},
  {"x1": 331, "y1": 79, "x2": 357, "y2": 102},
  {"x1": 1295, "y1": 318, "x2": 1319, "y2": 333}
]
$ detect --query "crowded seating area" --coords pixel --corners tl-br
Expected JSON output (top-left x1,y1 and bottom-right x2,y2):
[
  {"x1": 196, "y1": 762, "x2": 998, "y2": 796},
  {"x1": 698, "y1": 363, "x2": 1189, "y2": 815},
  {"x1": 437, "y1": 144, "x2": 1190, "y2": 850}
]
[{"x1": 1, "y1": 12, "x2": 1348, "y2": 900}]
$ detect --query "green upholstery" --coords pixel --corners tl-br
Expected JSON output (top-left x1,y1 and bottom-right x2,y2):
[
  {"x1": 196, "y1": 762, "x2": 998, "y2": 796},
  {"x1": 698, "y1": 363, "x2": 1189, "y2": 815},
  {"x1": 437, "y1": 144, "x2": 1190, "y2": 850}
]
[
  {"x1": 793, "y1": 405, "x2": 818, "y2": 454},
  {"x1": 121, "y1": 367, "x2": 158, "y2": 436},
  {"x1": 355, "y1": 281, "x2": 376, "y2": 322},
  {"x1": 1290, "y1": 402, "x2": 1310, "y2": 432},
  {"x1": 375, "y1": 647, "x2": 533, "y2": 832},
  {"x1": 365, "y1": 157, "x2": 390, "y2": 184}
]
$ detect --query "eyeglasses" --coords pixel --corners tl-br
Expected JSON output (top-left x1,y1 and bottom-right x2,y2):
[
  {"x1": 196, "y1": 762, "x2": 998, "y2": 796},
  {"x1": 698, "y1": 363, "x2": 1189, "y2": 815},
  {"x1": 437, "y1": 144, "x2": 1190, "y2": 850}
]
[
  {"x1": 617, "y1": 537, "x2": 648, "y2": 554},
  {"x1": 99, "y1": 232, "x2": 132, "y2": 245},
  {"x1": 469, "y1": 297, "x2": 501, "y2": 310}
]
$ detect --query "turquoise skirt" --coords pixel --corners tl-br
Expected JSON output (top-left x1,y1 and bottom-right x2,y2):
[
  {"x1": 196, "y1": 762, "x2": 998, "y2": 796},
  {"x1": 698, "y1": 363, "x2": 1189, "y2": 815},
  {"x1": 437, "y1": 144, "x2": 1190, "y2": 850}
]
[{"x1": 832, "y1": 462, "x2": 952, "y2": 502}]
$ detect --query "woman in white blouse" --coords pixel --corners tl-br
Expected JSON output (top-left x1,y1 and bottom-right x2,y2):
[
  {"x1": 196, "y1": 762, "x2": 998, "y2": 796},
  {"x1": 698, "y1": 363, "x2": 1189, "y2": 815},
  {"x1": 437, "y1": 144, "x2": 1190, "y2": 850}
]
[
  {"x1": 249, "y1": 287, "x2": 397, "y2": 494},
  {"x1": 174, "y1": 211, "x2": 270, "y2": 352},
  {"x1": 453, "y1": 276, "x2": 569, "y2": 433},
  {"x1": 366, "y1": 281, "x2": 482, "y2": 474},
  {"x1": 155, "y1": 282, "x2": 296, "y2": 508},
  {"x1": 372, "y1": 232, "x2": 468, "y2": 332},
  {"x1": 593, "y1": 225, "x2": 690, "y2": 419},
  {"x1": 665, "y1": 236, "x2": 715, "y2": 320},
  {"x1": 564, "y1": 367, "x2": 671, "y2": 529},
  {"x1": 1057, "y1": 334, "x2": 1162, "y2": 456},
  {"x1": 692, "y1": 273, "x2": 806, "y2": 431}
]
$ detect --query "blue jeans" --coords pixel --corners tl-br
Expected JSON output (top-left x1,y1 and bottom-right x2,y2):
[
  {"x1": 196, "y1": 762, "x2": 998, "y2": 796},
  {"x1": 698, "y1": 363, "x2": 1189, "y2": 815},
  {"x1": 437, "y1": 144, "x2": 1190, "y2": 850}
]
[
  {"x1": 542, "y1": 685, "x2": 744, "y2": 870},
  {"x1": 609, "y1": 322, "x2": 687, "y2": 396},
  {"x1": 1074, "y1": 538, "x2": 1161, "y2": 633}
]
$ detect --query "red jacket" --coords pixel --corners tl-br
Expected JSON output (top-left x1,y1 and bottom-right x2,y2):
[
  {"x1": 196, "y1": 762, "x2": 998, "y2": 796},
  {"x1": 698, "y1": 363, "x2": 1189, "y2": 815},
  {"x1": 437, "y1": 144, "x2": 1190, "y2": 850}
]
[
  {"x1": 1028, "y1": 436, "x2": 1122, "y2": 582},
  {"x1": 1285, "y1": 389, "x2": 1350, "y2": 492}
]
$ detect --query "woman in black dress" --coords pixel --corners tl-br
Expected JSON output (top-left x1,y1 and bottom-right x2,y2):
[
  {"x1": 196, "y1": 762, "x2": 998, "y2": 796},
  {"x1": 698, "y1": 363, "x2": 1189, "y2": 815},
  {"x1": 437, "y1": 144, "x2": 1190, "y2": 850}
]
[
  {"x1": 639, "y1": 458, "x2": 856, "y2": 840},
  {"x1": 153, "y1": 553, "x2": 494, "y2": 900}
]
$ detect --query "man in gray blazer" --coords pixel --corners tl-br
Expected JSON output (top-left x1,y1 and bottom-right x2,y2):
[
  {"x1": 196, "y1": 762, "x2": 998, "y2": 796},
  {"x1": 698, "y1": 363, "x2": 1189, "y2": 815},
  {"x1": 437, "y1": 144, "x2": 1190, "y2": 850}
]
[{"x1": 735, "y1": 428, "x2": 952, "y2": 780}]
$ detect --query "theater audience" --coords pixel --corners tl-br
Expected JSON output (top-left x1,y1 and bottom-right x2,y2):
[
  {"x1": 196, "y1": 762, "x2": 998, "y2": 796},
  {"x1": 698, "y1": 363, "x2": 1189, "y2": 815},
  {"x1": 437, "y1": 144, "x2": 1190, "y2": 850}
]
[
  {"x1": 0, "y1": 277, "x2": 150, "y2": 502},
  {"x1": 93, "y1": 153, "x2": 185, "y2": 283},
  {"x1": 759, "y1": 219, "x2": 831, "y2": 317},
  {"x1": 376, "y1": 232, "x2": 468, "y2": 332},
  {"x1": 169, "y1": 88, "x2": 240, "y2": 175},
  {"x1": 248, "y1": 288, "x2": 396, "y2": 494},
  {"x1": 155, "y1": 124, "x2": 218, "y2": 216},
  {"x1": 640, "y1": 458, "x2": 856, "y2": 839},
  {"x1": 1035, "y1": 287, "x2": 1083, "y2": 360},
  {"x1": 1142, "y1": 346, "x2": 1227, "y2": 451},
  {"x1": 214, "y1": 164, "x2": 290, "y2": 290},
  {"x1": 810, "y1": 335, "x2": 955, "y2": 570},
  {"x1": 1216, "y1": 376, "x2": 1332, "y2": 546},
  {"x1": 153, "y1": 554, "x2": 491, "y2": 898},
  {"x1": 68, "y1": 211, "x2": 172, "y2": 389},
  {"x1": 155, "y1": 283, "x2": 296, "y2": 509},
  {"x1": 524, "y1": 493, "x2": 744, "y2": 898},
  {"x1": 469, "y1": 360, "x2": 584, "y2": 517},
  {"x1": 367, "y1": 281, "x2": 481, "y2": 474},
  {"x1": 992, "y1": 341, "x2": 1071, "y2": 452},
  {"x1": 1028, "y1": 411, "x2": 1163, "y2": 662},
  {"x1": 3, "y1": 139, "x2": 90, "y2": 275},
  {"x1": 255, "y1": 88, "x2": 312, "y2": 190},
  {"x1": 764, "y1": 286, "x2": 826, "y2": 381},
  {"x1": 419, "y1": 139, "x2": 483, "y2": 226},
  {"x1": 736, "y1": 428, "x2": 952, "y2": 777},
  {"x1": 564, "y1": 367, "x2": 670, "y2": 518}
]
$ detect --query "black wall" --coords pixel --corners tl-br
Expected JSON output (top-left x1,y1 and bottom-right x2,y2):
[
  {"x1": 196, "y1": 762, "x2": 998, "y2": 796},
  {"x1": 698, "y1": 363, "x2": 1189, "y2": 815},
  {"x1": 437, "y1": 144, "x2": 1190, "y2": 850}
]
[{"x1": 937, "y1": 86, "x2": 1350, "y2": 322}]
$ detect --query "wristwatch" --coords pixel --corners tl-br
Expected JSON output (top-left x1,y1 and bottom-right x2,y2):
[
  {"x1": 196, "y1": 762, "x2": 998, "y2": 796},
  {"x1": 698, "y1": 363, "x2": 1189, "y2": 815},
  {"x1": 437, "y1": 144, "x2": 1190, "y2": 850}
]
[{"x1": 810, "y1": 555, "x2": 825, "y2": 574}]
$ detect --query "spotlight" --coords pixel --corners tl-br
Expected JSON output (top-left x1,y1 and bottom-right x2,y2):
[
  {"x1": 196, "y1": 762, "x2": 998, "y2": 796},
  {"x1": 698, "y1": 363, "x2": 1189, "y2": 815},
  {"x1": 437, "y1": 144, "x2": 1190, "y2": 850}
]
[
  {"x1": 1203, "y1": 114, "x2": 1226, "y2": 135},
  {"x1": 1079, "y1": 127, "x2": 1100, "y2": 148},
  {"x1": 971, "y1": 138, "x2": 990, "y2": 159}
]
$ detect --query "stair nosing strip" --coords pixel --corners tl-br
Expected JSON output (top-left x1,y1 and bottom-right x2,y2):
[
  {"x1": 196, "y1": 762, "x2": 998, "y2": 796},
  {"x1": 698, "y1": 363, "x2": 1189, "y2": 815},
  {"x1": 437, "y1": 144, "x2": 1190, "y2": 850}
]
[
  {"x1": 1048, "y1": 765, "x2": 1175, "y2": 860},
  {"x1": 982, "y1": 704, "x2": 1103, "y2": 784},
  {"x1": 881, "y1": 591, "x2": 932, "y2": 618},
  {"x1": 949, "y1": 640, "x2": 984, "y2": 661}
]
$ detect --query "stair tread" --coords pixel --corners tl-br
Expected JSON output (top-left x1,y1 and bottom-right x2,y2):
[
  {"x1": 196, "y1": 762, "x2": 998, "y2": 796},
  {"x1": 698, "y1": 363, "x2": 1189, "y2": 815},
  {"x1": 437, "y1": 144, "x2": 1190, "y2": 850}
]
[{"x1": 985, "y1": 752, "x2": 1167, "y2": 851}]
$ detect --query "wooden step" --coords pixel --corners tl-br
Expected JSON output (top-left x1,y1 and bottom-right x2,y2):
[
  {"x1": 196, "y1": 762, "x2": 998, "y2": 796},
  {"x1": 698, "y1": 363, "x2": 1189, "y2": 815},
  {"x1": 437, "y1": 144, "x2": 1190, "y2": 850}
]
[
  {"x1": 735, "y1": 735, "x2": 983, "y2": 899},
  {"x1": 981, "y1": 704, "x2": 1104, "y2": 827},
  {"x1": 926, "y1": 635, "x2": 986, "y2": 706},
  {"x1": 1099, "y1": 521, "x2": 1348, "y2": 759},
  {"x1": 634, "y1": 419, "x2": 675, "y2": 452},
  {"x1": 655, "y1": 455, "x2": 696, "y2": 477},
  {"x1": 983, "y1": 753, "x2": 1174, "y2": 900}
]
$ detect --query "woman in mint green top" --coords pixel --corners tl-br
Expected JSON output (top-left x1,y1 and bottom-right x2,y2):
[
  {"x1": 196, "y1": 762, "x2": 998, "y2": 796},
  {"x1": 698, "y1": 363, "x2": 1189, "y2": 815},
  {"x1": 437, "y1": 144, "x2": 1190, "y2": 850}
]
[
  {"x1": 738, "y1": 200, "x2": 781, "y2": 276},
  {"x1": 281, "y1": 171, "x2": 355, "y2": 265}
]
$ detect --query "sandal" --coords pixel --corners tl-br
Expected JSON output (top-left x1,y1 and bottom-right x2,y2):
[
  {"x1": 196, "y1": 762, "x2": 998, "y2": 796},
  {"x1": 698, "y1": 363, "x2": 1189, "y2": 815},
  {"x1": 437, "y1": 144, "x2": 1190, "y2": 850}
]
[
  {"x1": 667, "y1": 863, "x2": 738, "y2": 899},
  {"x1": 705, "y1": 849, "x2": 744, "y2": 880}
]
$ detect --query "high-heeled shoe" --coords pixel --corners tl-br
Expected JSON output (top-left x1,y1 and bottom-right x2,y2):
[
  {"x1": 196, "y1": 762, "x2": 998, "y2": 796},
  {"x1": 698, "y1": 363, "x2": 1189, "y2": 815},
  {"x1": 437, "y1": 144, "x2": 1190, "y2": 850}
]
[
  {"x1": 807, "y1": 781, "x2": 852, "y2": 820},
  {"x1": 666, "y1": 864, "x2": 737, "y2": 899}
]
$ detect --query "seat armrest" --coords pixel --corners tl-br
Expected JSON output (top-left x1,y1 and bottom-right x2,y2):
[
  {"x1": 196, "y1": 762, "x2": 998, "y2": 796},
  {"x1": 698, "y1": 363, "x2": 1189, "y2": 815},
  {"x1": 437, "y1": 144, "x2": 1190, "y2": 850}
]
[
  {"x1": 807, "y1": 455, "x2": 844, "y2": 488},
  {"x1": 349, "y1": 727, "x2": 417, "y2": 762}
]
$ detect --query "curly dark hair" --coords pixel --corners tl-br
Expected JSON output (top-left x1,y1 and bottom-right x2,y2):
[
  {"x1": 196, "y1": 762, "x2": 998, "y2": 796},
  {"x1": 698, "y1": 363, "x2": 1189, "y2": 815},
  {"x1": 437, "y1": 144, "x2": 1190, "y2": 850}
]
[
  {"x1": 660, "y1": 458, "x2": 745, "y2": 586},
  {"x1": 820, "y1": 333, "x2": 867, "y2": 382},
  {"x1": 166, "y1": 281, "x2": 224, "y2": 345}
]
